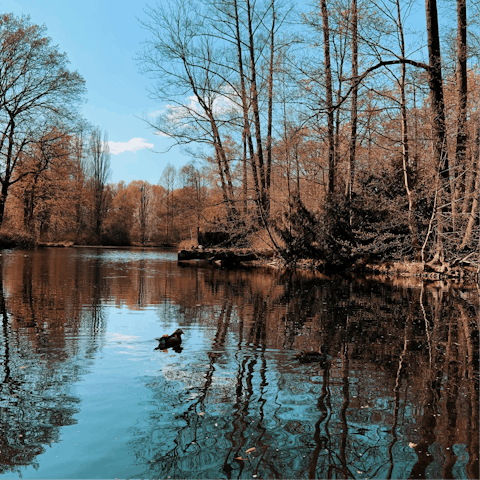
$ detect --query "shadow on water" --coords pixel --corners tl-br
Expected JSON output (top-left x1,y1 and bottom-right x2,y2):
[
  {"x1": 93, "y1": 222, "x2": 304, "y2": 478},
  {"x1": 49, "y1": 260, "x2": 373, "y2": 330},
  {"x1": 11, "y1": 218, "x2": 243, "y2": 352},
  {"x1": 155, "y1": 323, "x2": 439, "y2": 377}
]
[{"x1": 0, "y1": 248, "x2": 477, "y2": 479}]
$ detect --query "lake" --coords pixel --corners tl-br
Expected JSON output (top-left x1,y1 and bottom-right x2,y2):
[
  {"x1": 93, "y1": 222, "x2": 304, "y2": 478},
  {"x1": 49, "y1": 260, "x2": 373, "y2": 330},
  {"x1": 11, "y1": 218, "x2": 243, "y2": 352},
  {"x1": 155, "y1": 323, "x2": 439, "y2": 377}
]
[{"x1": 0, "y1": 247, "x2": 477, "y2": 479}]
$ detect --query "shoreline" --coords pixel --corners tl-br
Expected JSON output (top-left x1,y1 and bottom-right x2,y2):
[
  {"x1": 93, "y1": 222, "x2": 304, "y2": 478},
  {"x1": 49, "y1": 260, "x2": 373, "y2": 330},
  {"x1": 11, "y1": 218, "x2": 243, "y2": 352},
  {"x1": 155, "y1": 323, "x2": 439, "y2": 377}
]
[{"x1": 177, "y1": 247, "x2": 480, "y2": 283}]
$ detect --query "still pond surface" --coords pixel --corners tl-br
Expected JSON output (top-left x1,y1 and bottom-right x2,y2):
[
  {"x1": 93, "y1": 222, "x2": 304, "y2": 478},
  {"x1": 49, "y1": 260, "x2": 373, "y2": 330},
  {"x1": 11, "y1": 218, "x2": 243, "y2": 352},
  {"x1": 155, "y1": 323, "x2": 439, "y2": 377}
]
[{"x1": 0, "y1": 247, "x2": 477, "y2": 479}]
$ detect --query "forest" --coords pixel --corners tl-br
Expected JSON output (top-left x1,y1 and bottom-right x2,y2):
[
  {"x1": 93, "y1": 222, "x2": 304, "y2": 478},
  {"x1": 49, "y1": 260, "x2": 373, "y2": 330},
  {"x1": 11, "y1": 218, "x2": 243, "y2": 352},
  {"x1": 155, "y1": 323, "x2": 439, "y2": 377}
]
[{"x1": 0, "y1": 0, "x2": 479, "y2": 274}]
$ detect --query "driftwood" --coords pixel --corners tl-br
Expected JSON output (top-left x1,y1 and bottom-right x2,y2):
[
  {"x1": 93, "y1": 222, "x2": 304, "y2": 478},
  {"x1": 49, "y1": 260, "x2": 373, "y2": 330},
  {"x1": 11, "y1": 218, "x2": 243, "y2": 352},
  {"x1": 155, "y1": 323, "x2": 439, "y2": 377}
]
[{"x1": 178, "y1": 248, "x2": 258, "y2": 264}]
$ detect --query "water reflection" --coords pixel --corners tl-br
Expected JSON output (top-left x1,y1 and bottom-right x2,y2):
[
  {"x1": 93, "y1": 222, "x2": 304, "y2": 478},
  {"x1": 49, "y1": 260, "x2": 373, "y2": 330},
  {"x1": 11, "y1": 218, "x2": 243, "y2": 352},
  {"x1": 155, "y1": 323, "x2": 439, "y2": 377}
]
[
  {"x1": 136, "y1": 267, "x2": 479, "y2": 479},
  {"x1": 0, "y1": 248, "x2": 477, "y2": 479},
  {"x1": 0, "y1": 252, "x2": 105, "y2": 476}
]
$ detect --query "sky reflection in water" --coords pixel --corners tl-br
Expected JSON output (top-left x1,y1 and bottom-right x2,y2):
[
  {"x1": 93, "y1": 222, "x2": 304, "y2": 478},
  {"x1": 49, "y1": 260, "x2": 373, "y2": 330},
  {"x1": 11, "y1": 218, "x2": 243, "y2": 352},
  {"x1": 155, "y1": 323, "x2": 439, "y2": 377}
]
[{"x1": 0, "y1": 247, "x2": 477, "y2": 479}]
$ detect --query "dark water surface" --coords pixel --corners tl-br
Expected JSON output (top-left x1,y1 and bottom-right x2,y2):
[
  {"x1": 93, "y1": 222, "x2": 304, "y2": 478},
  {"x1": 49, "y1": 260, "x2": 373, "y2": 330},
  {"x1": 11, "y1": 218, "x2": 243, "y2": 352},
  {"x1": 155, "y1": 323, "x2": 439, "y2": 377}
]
[{"x1": 0, "y1": 247, "x2": 477, "y2": 479}]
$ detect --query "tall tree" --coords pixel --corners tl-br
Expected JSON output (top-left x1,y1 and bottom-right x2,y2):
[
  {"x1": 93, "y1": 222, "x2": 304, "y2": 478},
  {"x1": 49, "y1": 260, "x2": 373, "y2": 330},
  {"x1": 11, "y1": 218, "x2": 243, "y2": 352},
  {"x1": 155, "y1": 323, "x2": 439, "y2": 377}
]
[
  {"x1": 452, "y1": 0, "x2": 467, "y2": 232},
  {"x1": 0, "y1": 14, "x2": 86, "y2": 229},
  {"x1": 425, "y1": 0, "x2": 449, "y2": 264},
  {"x1": 395, "y1": 0, "x2": 420, "y2": 258},
  {"x1": 138, "y1": 181, "x2": 151, "y2": 245},
  {"x1": 347, "y1": 0, "x2": 358, "y2": 213},
  {"x1": 138, "y1": 0, "x2": 238, "y2": 223},
  {"x1": 180, "y1": 162, "x2": 207, "y2": 240},
  {"x1": 160, "y1": 163, "x2": 177, "y2": 240},
  {"x1": 320, "y1": 0, "x2": 336, "y2": 195},
  {"x1": 88, "y1": 128, "x2": 111, "y2": 238}
]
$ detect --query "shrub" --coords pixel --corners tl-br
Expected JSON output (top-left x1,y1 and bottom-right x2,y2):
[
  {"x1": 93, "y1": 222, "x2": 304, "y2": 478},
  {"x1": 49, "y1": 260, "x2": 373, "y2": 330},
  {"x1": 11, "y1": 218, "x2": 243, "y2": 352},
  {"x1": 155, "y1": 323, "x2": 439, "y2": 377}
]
[{"x1": 0, "y1": 231, "x2": 37, "y2": 249}]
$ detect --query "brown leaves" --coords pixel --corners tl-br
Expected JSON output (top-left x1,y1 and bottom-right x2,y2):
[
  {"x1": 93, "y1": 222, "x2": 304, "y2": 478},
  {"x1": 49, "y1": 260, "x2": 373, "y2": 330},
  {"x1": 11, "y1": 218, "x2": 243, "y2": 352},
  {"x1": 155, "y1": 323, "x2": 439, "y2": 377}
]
[{"x1": 235, "y1": 447, "x2": 256, "y2": 461}]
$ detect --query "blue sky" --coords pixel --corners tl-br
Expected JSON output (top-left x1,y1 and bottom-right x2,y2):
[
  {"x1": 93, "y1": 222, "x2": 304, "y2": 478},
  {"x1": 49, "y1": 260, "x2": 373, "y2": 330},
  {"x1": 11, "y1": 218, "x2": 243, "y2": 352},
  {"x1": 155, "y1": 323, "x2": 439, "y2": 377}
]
[{"x1": 7, "y1": 0, "x2": 190, "y2": 184}]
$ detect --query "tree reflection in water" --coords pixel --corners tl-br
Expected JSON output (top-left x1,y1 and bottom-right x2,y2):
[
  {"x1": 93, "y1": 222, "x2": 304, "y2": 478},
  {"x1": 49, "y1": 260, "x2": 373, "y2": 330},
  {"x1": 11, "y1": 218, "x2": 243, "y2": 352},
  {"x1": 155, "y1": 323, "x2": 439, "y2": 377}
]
[
  {"x1": 0, "y1": 251, "x2": 105, "y2": 476},
  {"x1": 0, "y1": 249, "x2": 476, "y2": 479},
  {"x1": 131, "y1": 266, "x2": 479, "y2": 479}
]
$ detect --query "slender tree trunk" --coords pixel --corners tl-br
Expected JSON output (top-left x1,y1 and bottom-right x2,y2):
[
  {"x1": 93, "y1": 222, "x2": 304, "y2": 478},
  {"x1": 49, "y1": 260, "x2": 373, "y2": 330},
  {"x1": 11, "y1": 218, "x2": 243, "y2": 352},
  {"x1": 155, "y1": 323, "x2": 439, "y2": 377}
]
[
  {"x1": 265, "y1": 2, "x2": 275, "y2": 216},
  {"x1": 461, "y1": 158, "x2": 475, "y2": 215},
  {"x1": 202, "y1": 103, "x2": 237, "y2": 222},
  {"x1": 347, "y1": 0, "x2": 358, "y2": 220},
  {"x1": 459, "y1": 123, "x2": 479, "y2": 249},
  {"x1": 246, "y1": 0, "x2": 267, "y2": 211},
  {"x1": 453, "y1": 0, "x2": 468, "y2": 234},
  {"x1": 213, "y1": 139, "x2": 235, "y2": 220},
  {"x1": 397, "y1": 0, "x2": 420, "y2": 259},
  {"x1": 242, "y1": 132, "x2": 248, "y2": 216},
  {"x1": 233, "y1": 0, "x2": 259, "y2": 215},
  {"x1": 183, "y1": 59, "x2": 237, "y2": 223},
  {"x1": 0, "y1": 119, "x2": 16, "y2": 230},
  {"x1": 320, "y1": 0, "x2": 335, "y2": 195}
]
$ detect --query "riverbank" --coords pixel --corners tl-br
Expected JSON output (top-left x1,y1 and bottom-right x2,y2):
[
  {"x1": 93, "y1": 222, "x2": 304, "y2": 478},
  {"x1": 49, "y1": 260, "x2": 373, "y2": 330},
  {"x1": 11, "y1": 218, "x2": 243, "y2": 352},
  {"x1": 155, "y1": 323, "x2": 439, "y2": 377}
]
[{"x1": 177, "y1": 246, "x2": 480, "y2": 282}]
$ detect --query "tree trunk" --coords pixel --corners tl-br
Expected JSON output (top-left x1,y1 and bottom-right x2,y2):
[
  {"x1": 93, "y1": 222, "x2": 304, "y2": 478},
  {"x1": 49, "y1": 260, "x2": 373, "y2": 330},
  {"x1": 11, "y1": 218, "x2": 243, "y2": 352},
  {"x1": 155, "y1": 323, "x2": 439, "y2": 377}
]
[
  {"x1": 347, "y1": 0, "x2": 358, "y2": 219},
  {"x1": 246, "y1": 0, "x2": 268, "y2": 212},
  {"x1": 265, "y1": 2, "x2": 275, "y2": 216},
  {"x1": 425, "y1": 0, "x2": 449, "y2": 264},
  {"x1": 233, "y1": 0, "x2": 259, "y2": 216},
  {"x1": 397, "y1": 0, "x2": 420, "y2": 259},
  {"x1": 459, "y1": 123, "x2": 479, "y2": 249},
  {"x1": 452, "y1": 0, "x2": 467, "y2": 234},
  {"x1": 320, "y1": 0, "x2": 335, "y2": 195},
  {"x1": 242, "y1": 132, "x2": 248, "y2": 216}
]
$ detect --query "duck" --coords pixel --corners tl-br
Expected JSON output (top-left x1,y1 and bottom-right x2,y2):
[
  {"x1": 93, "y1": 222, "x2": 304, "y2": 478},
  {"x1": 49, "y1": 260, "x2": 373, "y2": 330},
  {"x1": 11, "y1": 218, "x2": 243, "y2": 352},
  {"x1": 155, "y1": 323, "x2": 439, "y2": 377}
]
[
  {"x1": 155, "y1": 329, "x2": 184, "y2": 349},
  {"x1": 295, "y1": 344, "x2": 330, "y2": 364}
]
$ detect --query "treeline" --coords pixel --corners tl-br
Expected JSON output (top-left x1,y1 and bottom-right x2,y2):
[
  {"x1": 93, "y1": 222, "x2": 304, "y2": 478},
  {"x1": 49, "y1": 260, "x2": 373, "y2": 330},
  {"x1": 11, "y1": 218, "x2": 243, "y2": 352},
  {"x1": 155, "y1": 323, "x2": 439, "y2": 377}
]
[
  {"x1": 1, "y1": 4, "x2": 479, "y2": 271},
  {"x1": 136, "y1": 0, "x2": 480, "y2": 271},
  {"x1": 0, "y1": 14, "x2": 179, "y2": 247}
]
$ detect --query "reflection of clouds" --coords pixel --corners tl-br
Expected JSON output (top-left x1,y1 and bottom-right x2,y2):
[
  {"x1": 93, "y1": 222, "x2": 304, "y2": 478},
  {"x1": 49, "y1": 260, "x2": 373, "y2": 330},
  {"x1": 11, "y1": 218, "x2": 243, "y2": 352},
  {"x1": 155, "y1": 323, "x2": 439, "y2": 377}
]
[
  {"x1": 106, "y1": 332, "x2": 140, "y2": 342},
  {"x1": 106, "y1": 333, "x2": 141, "y2": 357},
  {"x1": 161, "y1": 363, "x2": 236, "y2": 396}
]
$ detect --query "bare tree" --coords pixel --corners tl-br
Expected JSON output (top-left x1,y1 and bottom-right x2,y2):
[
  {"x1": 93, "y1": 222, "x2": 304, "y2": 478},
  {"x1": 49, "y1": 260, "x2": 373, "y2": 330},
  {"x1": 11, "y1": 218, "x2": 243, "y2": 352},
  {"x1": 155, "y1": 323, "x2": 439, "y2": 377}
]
[
  {"x1": 88, "y1": 128, "x2": 111, "y2": 238},
  {"x1": 160, "y1": 163, "x2": 177, "y2": 240},
  {"x1": 138, "y1": 181, "x2": 151, "y2": 245},
  {"x1": 452, "y1": 0, "x2": 468, "y2": 232},
  {"x1": 138, "y1": 0, "x2": 238, "y2": 223},
  {"x1": 180, "y1": 162, "x2": 208, "y2": 240},
  {"x1": 425, "y1": 0, "x2": 449, "y2": 265},
  {"x1": 320, "y1": 0, "x2": 336, "y2": 195},
  {"x1": 347, "y1": 0, "x2": 358, "y2": 213}
]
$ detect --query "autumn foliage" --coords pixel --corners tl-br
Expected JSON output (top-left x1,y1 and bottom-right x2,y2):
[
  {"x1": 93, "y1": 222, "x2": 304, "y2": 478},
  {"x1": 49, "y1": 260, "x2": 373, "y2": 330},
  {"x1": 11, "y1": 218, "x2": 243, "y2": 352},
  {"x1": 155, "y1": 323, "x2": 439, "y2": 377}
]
[{"x1": 0, "y1": 6, "x2": 478, "y2": 273}]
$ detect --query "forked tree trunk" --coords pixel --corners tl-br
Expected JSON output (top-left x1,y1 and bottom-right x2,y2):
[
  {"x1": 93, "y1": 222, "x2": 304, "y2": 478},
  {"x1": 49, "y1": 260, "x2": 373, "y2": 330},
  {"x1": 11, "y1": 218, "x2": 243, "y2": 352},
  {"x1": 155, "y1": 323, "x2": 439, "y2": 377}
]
[
  {"x1": 246, "y1": 0, "x2": 267, "y2": 212},
  {"x1": 233, "y1": 0, "x2": 256, "y2": 215}
]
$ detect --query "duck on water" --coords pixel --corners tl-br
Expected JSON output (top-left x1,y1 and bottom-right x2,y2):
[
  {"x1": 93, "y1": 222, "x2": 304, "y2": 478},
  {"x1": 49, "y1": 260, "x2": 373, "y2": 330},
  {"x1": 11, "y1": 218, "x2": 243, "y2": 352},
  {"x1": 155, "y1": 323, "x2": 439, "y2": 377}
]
[{"x1": 155, "y1": 329, "x2": 184, "y2": 351}]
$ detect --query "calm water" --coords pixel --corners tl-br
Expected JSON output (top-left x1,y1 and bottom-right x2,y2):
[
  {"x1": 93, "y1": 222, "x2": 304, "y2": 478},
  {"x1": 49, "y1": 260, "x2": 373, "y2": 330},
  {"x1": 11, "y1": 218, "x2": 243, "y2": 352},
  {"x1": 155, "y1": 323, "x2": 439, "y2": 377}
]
[{"x1": 0, "y1": 247, "x2": 477, "y2": 479}]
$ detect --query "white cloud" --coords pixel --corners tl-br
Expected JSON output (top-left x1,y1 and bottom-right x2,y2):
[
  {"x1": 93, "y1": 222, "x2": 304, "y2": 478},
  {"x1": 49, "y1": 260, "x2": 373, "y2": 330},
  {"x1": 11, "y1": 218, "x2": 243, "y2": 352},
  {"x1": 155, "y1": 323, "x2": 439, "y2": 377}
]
[
  {"x1": 108, "y1": 138, "x2": 154, "y2": 155},
  {"x1": 153, "y1": 90, "x2": 241, "y2": 126}
]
